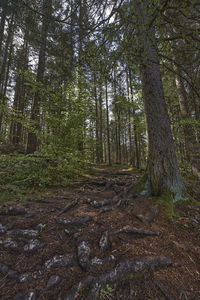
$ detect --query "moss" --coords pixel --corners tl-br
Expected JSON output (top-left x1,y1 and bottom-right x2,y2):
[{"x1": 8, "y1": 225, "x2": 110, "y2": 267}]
[
  {"x1": 156, "y1": 190, "x2": 179, "y2": 218},
  {"x1": 123, "y1": 269, "x2": 146, "y2": 281},
  {"x1": 175, "y1": 192, "x2": 200, "y2": 206},
  {"x1": 134, "y1": 173, "x2": 151, "y2": 196}
]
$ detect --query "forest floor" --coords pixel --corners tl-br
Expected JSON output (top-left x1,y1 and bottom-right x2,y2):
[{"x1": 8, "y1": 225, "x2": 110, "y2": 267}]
[{"x1": 0, "y1": 166, "x2": 200, "y2": 300}]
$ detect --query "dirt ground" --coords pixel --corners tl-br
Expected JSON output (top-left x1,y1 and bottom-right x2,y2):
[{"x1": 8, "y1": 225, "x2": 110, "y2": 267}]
[{"x1": 0, "y1": 166, "x2": 199, "y2": 300}]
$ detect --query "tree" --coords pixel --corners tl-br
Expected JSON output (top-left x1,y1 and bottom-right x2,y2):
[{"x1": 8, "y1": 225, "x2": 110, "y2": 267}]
[
  {"x1": 134, "y1": 0, "x2": 186, "y2": 202},
  {"x1": 26, "y1": 0, "x2": 52, "y2": 154}
]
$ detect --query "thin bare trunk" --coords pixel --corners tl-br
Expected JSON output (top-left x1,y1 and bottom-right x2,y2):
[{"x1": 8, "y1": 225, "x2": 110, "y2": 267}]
[
  {"x1": 105, "y1": 79, "x2": 111, "y2": 165},
  {"x1": 26, "y1": 0, "x2": 51, "y2": 154},
  {"x1": 174, "y1": 68, "x2": 200, "y2": 179}
]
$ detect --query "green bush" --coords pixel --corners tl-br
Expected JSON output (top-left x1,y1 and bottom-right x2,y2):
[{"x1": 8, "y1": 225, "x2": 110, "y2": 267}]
[{"x1": 0, "y1": 148, "x2": 89, "y2": 195}]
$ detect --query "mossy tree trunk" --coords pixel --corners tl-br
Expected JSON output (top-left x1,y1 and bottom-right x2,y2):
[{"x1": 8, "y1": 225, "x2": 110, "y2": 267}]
[{"x1": 135, "y1": 0, "x2": 186, "y2": 202}]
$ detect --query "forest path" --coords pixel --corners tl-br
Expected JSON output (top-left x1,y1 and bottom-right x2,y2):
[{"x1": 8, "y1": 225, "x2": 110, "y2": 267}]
[{"x1": 0, "y1": 166, "x2": 199, "y2": 300}]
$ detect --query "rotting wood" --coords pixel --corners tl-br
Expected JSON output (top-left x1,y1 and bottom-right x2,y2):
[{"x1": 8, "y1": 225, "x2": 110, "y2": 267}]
[{"x1": 55, "y1": 198, "x2": 79, "y2": 218}]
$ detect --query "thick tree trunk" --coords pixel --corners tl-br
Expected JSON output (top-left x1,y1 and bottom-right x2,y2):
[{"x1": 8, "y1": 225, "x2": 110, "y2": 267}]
[{"x1": 135, "y1": 0, "x2": 186, "y2": 202}]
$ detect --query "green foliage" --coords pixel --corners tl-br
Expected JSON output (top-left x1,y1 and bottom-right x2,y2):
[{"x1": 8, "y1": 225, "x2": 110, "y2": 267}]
[
  {"x1": 39, "y1": 224, "x2": 46, "y2": 232},
  {"x1": 100, "y1": 284, "x2": 113, "y2": 299},
  {"x1": 0, "y1": 149, "x2": 89, "y2": 196},
  {"x1": 0, "y1": 191, "x2": 13, "y2": 203}
]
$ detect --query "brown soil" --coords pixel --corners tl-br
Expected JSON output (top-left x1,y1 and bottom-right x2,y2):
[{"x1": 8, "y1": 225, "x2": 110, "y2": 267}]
[{"x1": 0, "y1": 166, "x2": 200, "y2": 300}]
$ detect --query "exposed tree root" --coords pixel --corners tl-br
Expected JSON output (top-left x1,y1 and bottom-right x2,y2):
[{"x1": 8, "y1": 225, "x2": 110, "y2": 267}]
[
  {"x1": 113, "y1": 183, "x2": 134, "y2": 201},
  {"x1": 56, "y1": 198, "x2": 79, "y2": 218},
  {"x1": 137, "y1": 204, "x2": 160, "y2": 226},
  {"x1": 96, "y1": 207, "x2": 117, "y2": 216},
  {"x1": 114, "y1": 226, "x2": 161, "y2": 237},
  {"x1": 77, "y1": 241, "x2": 91, "y2": 271},
  {"x1": 56, "y1": 216, "x2": 93, "y2": 227},
  {"x1": 62, "y1": 256, "x2": 172, "y2": 300},
  {"x1": 88, "y1": 199, "x2": 116, "y2": 208},
  {"x1": 155, "y1": 281, "x2": 175, "y2": 300}
]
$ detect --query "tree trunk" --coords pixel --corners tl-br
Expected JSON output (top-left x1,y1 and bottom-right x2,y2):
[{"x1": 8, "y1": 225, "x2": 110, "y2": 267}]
[
  {"x1": 105, "y1": 79, "x2": 111, "y2": 165},
  {"x1": 117, "y1": 110, "x2": 121, "y2": 164},
  {"x1": 99, "y1": 81, "x2": 103, "y2": 163},
  {"x1": 0, "y1": 0, "x2": 8, "y2": 56},
  {"x1": 94, "y1": 71, "x2": 100, "y2": 163},
  {"x1": 26, "y1": 0, "x2": 51, "y2": 154},
  {"x1": 11, "y1": 41, "x2": 29, "y2": 145},
  {"x1": 126, "y1": 70, "x2": 133, "y2": 165},
  {"x1": 135, "y1": 0, "x2": 186, "y2": 202},
  {"x1": 0, "y1": 13, "x2": 14, "y2": 132},
  {"x1": 174, "y1": 68, "x2": 200, "y2": 179},
  {"x1": 129, "y1": 69, "x2": 140, "y2": 169}
]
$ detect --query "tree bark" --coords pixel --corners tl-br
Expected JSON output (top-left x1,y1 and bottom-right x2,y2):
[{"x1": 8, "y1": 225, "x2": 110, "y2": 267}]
[
  {"x1": 0, "y1": 13, "x2": 14, "y2": 132},
  {"x1": 0, "y1": 0, "x2": 9, "y2": 56},
  {"x1": 94, "y1": 71, "x2": 100, "y2": 163},
  {"x1": 135, "y1": 0, "x2": 186, "y2": 201},
  {"x1": 26, "y1": 0, "x2": 51, "y2": 154},
  {"x1": 174, "y1": 67, "x2": 200, "y2": 179},
  {"x1": 99, "y1": 80, "x2": 103, "y2": 163},
  {"x1": 105, "y1": 79, "x2": 111, "y2": 165},
  {"x1": 129, "y1": 69, "x2": 140, "y2": 169}
]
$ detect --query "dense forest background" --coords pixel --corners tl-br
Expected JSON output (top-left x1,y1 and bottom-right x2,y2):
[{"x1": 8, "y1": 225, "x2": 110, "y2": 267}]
[
  {"x1": 0, "y1": 2, "x2": 200, "y2": 299},
  {"x1": 0, "y1": 0, "x2": 200, "y2": 196}
]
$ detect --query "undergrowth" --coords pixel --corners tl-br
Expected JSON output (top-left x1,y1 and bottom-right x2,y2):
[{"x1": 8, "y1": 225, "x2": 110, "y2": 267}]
[{"x1": 0, "y1": 149, "x2": 89, "y2": 199}]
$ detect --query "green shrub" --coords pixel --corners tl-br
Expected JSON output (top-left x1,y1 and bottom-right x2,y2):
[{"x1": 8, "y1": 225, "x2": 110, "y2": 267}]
[{"x1": 0, "y1": 148, "x2": 89, "y2": 195}]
